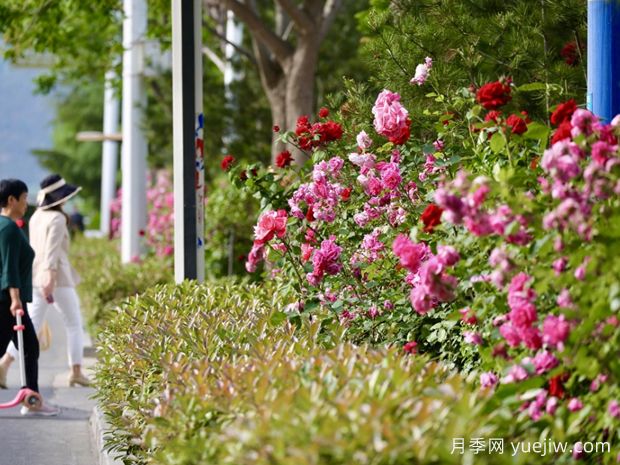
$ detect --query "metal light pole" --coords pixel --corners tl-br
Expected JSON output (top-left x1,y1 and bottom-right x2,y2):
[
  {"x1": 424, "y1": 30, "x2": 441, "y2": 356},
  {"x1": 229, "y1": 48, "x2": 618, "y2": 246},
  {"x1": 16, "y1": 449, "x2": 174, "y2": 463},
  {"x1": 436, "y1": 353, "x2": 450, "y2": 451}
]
[
  {"x1": 587, "y1": 0, "x2": 620, "y2": 121},
  {"x1": 100, "y1": 70, "x2": 120, "y2": 237},
  {"x1": 121, "y1": 0, "x2": 148, "y2": 263},
  {"x1": 172, "y1": 0, "x2": 204, "y2": 282}
]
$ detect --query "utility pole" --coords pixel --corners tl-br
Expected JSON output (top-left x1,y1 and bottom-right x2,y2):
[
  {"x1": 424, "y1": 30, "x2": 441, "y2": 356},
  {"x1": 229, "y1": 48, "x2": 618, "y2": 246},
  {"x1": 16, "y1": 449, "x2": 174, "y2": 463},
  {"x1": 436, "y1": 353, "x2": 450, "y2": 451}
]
[
  {"x1": 121, "y1": 0, "x2": 148, "y2": 263},
  {"x1": 587, "y1": 0, "x2": 620, "y2": 121},
  {"x1": 100, "y1": 70, "x2": 120, "y2": 237},
  {"x1": 172, "y1": 0, "x2": 204, "y2": 282}
]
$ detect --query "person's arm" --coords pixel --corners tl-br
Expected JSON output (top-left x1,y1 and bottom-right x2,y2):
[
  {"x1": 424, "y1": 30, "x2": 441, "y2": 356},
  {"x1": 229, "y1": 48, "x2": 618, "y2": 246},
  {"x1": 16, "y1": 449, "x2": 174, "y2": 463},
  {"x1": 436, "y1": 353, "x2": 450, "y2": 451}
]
[
  {"x1": 0, "y1": 225, "x2": 22, "y2": 314},
  {"x1": 8, "y1": 287, "x2": 21, "y2": 316},
  {"x1": 41, "y1": 215, "x2": 64, "y2": 298}
]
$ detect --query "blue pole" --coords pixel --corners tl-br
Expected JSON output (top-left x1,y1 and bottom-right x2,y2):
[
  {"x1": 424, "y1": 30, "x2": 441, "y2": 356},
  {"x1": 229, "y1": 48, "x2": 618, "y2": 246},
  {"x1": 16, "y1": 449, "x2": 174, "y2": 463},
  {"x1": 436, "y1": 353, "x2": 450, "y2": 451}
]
[{"x1": 587, "y1": 0, "x2": 620, "y2": 122}]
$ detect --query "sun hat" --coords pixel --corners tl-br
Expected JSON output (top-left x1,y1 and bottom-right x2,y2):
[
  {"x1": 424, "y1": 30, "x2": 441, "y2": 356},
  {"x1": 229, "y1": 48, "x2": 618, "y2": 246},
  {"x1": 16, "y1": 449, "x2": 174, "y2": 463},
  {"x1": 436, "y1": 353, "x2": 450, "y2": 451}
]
[{"x1": 36, "y1": 174, "x2": 81, "y2": 210}]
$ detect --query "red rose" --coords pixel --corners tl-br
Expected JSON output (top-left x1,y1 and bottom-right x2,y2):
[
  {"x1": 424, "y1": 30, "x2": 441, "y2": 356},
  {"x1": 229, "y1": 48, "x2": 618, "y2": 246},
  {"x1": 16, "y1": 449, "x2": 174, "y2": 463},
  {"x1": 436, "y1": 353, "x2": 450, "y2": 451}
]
[
  {"x1": 273, "y1": 125, "x2": 280, "y2": 132},
  {"x1": 275, "y1": 150, "x2": 293, "y2": 168},
  {"x1": 318, "y1": 107, "x2": 329, "y2": 118},
  {"x1": 548, "y1": 373, "x2": 569, "y2": 399},
  {"x1": 421, "y1": 203, "x2": 443, "y2": 233},
  {"x1": 551, "y1": 119, "x2": 572, "y2": 145},
  {"x1": 476, "y1": 81, "x2": 512, "y2": 110},
  {"x1": 221, "y1": 154, "x2": 235, "y2": 171},
  {"x1": 403, "y1": 341, "x2": 417, "y2": 354},
  {"x1": 506, "y1": 112, "x2": 529, "y2": 135},
  {"x1": 317, "y1": 121, "x2": 343, "y2": 142},
  {"x1": 485, "y1": 110, "x2": 502, "y2": 123},
  {"x1": 305, "y1": 206, "x2": 315, "y2": 222},
  {"x1": 560, "y1": 41, "x2": 579, "y2": 66},
  {"x1": 550, "y1": 99, "x2": 577, "y2": 127},
  {"x1": 340, "y1": 187, "x2": 352, "y2": 201},
  {"x1": 388, "y1": 117, "x2": 411, "y2": 145}
]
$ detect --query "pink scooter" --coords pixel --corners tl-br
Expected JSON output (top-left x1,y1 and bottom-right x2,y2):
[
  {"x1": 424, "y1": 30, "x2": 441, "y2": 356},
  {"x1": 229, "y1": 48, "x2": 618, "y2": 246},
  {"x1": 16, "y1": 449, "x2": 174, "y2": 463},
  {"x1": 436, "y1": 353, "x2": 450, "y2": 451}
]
[{"x1": 0, "y1": 309, "x2": 42, "y2": 410}]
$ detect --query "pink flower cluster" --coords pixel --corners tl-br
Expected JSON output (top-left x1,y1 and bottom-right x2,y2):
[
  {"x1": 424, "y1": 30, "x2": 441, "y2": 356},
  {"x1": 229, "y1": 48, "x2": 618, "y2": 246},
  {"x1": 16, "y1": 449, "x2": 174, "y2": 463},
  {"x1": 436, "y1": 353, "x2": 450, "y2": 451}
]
[
  {"x1": 372, "y1": 90, "x2": 411, "y2": 145},
  {"x1": 245, "y1": 209, "x2": 288, "y2": 272},
  {"x1": 350, "y1": 228, "x2": 385, "y2": 266},
  {"x1": 410, "y1": 57, "x2": 433, "y2": 86},
  {"x1": 499, "y1": 273, "x2": 542, "y2": 349},
  {"x1": 109, "y1": 170, "x2": 176, "y2": 257},
  {"x1": 348, "y1": 152, "x2": 408, "y2": 229},
  {"x1": 540, "y1": 110, "x2": 620, "y2": 241},
  {"x1": 289, "y1": 157, "x2": 347, "y2": 223},
  {"x1": 307, "y1": 235, "x2": 343, "y2": 286},
  {"x1": 392, "y1": 235, "x2": 459, "y2": 314},
  {"x1": 435, "y1": 172, "x2": 532, "y2": 245}
]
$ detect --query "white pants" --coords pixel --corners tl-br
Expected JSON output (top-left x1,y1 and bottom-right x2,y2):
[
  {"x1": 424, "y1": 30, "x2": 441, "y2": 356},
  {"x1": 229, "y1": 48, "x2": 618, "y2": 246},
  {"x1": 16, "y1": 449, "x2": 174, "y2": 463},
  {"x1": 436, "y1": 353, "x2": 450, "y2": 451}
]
[{"x1": 7, "y1": 287, "x2": 84, "y2": 366}]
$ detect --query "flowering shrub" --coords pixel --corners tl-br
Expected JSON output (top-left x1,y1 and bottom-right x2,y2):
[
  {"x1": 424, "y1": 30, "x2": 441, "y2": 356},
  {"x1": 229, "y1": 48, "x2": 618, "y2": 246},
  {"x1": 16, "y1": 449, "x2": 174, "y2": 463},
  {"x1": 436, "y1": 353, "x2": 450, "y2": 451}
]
[{"x1": 235, "y1": 76, "x2": 620, "y2": 459}]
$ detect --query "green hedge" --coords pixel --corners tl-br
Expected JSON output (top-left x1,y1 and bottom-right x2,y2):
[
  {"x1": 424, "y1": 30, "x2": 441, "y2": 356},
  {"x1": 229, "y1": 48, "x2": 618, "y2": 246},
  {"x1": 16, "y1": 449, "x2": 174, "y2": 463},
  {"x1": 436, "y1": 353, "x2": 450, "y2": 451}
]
[
  {"x1": 70, "y1": 236, "x2": 173, "y2": 330},
  {"x1": 95, "y1": 280, "x2": 543, "y2": 465}
]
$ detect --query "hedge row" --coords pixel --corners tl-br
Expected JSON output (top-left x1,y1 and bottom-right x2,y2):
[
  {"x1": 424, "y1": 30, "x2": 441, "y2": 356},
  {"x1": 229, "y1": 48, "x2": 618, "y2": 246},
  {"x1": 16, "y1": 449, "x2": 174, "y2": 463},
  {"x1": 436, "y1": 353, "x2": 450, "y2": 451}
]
[
  {"x1": 94, "y1": 280, "x2": 550, "y2": 465},
  {"x1": 70, "y1": 237, "x2": 173, "y2": 330}
]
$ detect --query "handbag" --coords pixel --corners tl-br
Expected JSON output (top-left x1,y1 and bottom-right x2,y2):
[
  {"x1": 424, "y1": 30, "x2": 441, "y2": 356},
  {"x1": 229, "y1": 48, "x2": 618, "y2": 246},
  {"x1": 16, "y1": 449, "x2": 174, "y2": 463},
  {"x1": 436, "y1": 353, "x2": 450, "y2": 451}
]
[{"x1": 37, "y1": 320, "x2": 52, "y2": 351}]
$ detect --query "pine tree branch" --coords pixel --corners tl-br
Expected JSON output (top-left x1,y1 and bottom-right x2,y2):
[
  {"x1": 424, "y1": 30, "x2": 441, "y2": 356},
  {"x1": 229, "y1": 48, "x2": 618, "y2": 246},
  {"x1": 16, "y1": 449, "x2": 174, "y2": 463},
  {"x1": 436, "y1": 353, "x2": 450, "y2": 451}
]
[
  {"x1": 221, "y1": 0, "x2": 293, "y2": 64},
  {"x1": 275, "y1": 0, "x2": 313, "y2": 34}
]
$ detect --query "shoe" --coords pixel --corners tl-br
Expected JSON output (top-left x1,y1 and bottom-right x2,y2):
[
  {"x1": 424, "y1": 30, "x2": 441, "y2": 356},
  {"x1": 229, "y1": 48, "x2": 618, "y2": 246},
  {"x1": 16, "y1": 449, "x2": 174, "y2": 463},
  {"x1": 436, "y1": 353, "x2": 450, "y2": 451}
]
[
  {"x1": 69, "y1": 372, "x2": 91, "y2": 387},
  {"x1": 0, "y1": 365, "x2": 6, "y2": 389},
  {"x1": 20, "y1": 403, "x2": 60, "y2": 417}
]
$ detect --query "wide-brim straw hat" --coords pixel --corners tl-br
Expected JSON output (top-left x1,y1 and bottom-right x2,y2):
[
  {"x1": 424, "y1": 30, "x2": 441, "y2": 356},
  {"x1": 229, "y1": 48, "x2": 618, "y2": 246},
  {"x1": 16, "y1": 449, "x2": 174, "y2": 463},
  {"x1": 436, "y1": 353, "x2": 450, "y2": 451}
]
[{"x1": 37, "y1": 174, "x2": 81, "y2": 210}]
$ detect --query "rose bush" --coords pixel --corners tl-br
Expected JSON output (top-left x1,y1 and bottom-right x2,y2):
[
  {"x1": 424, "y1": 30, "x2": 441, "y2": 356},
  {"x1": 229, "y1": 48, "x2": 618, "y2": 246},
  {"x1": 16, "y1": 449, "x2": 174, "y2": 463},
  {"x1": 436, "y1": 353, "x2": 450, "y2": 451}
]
[{"x1": 232, "y1": 75, "x2": 620, "y2": 460}]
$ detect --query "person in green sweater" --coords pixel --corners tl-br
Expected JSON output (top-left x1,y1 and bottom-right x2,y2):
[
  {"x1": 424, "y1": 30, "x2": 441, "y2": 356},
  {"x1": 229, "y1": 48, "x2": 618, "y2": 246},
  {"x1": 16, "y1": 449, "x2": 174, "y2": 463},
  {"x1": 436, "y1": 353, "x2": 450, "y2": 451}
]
[{"x1": 0, "y1": 179, "x2": 59, "y2": 416}]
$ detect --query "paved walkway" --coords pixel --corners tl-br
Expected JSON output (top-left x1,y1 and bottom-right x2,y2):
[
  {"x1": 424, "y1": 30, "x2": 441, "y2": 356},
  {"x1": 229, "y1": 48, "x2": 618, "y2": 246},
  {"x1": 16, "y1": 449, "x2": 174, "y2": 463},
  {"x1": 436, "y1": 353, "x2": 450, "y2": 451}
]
[{"x1": 0, "y1": 306, "x2": 97, "y2": 465}]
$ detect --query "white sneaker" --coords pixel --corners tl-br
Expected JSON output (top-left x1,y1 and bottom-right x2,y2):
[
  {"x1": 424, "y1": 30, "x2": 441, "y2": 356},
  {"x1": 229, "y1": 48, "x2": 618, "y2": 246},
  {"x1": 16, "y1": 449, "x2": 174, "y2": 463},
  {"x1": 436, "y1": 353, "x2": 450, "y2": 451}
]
[{"x1": 20, "y1": 403, "x2": 60, "y2": 417}]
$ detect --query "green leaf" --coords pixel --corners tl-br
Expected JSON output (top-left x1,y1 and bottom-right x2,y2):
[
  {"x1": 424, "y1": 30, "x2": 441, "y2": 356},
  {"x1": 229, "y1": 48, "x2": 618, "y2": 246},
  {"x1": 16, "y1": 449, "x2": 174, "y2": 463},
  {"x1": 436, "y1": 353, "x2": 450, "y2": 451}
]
[
  {"x1": 523, "y1": 122, "x2": 550, "y2": 140},
  {"x1": 517, "y1": 82, "x2": 548, "y2": 92},
  {"x1": 490, "y1": 132, "x2": 506, "y2": 153}
]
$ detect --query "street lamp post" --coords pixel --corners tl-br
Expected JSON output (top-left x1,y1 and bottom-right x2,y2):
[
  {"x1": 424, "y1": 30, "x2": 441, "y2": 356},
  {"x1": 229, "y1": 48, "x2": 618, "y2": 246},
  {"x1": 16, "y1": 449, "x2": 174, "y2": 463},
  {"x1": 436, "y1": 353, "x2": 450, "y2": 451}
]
[
  {"x1": 587, "y1": 0, "x2": 620, "y2": 121},
  {"x1": 172, "y1": 0, "x2": 204, "y2": 282},
  {"x1": 121, "y1": 0, "x2": 148, "y2": 263}
]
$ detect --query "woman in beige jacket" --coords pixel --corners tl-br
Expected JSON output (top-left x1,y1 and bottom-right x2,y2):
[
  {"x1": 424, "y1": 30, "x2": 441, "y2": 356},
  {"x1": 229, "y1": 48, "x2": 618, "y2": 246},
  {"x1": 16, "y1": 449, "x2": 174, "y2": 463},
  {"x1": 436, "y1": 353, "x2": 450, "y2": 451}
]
[{"x1": 0, "y1": 175, "x2": 90, "y2": 387}]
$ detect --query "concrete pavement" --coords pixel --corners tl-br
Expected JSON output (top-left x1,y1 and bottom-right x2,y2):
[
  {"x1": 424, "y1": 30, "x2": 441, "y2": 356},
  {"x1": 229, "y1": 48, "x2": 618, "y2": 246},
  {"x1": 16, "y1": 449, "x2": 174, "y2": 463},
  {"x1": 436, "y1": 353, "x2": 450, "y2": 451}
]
[{"x1": 0, "y1": 305, "x2": 97, "y2": 465}]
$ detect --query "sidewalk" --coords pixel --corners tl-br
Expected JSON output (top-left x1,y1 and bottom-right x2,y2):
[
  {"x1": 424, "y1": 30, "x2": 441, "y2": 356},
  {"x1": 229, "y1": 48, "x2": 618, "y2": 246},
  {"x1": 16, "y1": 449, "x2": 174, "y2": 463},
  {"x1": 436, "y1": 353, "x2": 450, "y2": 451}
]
[{"x1": 0, "y1": 306, "x2": 97, "y2": 465}]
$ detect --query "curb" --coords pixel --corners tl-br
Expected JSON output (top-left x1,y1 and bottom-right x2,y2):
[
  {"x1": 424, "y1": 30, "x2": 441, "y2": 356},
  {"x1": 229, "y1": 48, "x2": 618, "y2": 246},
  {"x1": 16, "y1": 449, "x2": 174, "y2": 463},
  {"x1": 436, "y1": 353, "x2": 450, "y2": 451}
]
[{"x1": 90, "y1": 405, "x2": 123, "y2": 465}]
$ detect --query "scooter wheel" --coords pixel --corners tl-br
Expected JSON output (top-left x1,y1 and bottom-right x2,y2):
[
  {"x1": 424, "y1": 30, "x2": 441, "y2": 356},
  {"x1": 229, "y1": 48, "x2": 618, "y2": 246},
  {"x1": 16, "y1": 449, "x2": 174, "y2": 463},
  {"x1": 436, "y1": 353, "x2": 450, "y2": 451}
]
[{"x1": 25, "y1": 393, "x2": 42, "y2": 408}]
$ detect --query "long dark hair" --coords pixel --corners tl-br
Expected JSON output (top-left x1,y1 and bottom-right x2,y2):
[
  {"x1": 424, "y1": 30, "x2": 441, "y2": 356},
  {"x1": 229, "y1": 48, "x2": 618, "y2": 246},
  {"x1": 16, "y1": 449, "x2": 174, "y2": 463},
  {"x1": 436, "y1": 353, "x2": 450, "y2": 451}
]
[{"x1": 47, "y1": 204, "x2": 70, "y2": 225}]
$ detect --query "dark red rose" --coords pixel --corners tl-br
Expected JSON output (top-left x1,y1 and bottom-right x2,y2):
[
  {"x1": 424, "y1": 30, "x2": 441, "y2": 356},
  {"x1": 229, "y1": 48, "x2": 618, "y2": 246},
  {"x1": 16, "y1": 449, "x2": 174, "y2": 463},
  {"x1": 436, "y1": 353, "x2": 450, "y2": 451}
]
[
  {"x1": 275, "y1": 150, "x2": 293, "y2": 168},
  {"x1": 421, "y1": 203, "x2": 443, "y2": 233},
  {"x1": 485, "y1": 110, "x2": 502, "y2": 123},
  {"x1": 273, "y1": 125, "x2": 280, "y2": 132},
  {"x1": 506, "y1": 112, "x2": 530, "y2": 135},
  {"x1": 560, "y1": 41, "x2": 580, "y2": 66},
  {"x1": 318, "y1": 107, "x2": 329, "y2": 118},
  {"x1": 551, "y1": 120, "x2": 573, "y2": 145},
  {"x1": 388, "y1": 117, "x2": 411, "y2": 145},
  {"x1": 305, "y1": 206, "x2": 315, "y2": 222},
  {"x1": 548, "y1": 373, "x2": 569, "y2": 399},
  {"x1": 550, "y1": 99, "x2": 577, "y2": 127},
  {"x1": 403, "y1": 341, "x2": 417, "y2": 354},
  {"x1": 492, "y1": 343, "x2": 509, "y2": 359},
  {"x1": 221, "y1": 154, "x2": 235, "y2": 171},
  {"x1": 340, "y1": 187, "x2": 352, "y2": 201},
  {"x1": 317, "y1": 121, "x2": 343, "y2": 142},
  {"x1": 476, "y1": 81, "x2": 512, "y2": 110}
]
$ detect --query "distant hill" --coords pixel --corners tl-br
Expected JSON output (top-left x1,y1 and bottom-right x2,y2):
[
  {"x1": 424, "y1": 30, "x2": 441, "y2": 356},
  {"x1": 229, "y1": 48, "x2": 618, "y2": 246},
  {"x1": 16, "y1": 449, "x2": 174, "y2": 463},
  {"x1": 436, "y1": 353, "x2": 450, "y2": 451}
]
[{"x1": 0, "y1": 58, "x2": 53, "y2": 195}]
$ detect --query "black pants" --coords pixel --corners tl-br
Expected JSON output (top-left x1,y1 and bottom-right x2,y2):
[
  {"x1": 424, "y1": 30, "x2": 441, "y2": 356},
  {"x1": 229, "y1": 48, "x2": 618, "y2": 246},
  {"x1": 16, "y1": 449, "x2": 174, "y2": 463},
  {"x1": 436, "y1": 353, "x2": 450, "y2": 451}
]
[{"x1": 0, "y1": 301, "x2": 39, "y2": 392}]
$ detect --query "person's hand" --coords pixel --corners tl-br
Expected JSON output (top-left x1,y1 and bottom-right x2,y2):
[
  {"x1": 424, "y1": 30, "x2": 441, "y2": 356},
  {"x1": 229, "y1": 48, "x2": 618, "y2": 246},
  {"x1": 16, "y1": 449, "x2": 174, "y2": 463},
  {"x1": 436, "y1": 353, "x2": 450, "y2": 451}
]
[
  {"x1": 9, "y1": 299, "x2": 22, "y2": 317},
  {"x1": 42, "y1": 270, "x2": 56, "y2": 301}
]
